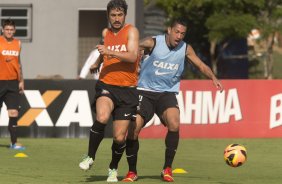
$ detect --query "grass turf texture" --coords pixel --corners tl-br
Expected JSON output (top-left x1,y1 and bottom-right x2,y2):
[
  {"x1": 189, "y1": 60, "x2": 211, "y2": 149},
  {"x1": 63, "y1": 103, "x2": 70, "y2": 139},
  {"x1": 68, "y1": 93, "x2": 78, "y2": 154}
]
[{"x1": 0, "y1": 138, "x2": 281, "y2": 184}]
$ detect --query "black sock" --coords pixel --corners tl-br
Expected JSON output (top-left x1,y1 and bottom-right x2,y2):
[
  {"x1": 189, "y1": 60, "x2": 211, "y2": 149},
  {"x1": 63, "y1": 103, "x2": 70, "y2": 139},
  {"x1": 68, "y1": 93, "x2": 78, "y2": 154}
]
[
  {"x1": 126, "y1": 139, "x2": 139, "y2": 173},
  {"x1": 8, "y1": 117, "x2": 18, "y2": 145},
  {"x1": 109, "y1": 141, "x2": 126, "y2": 169},
  {"x1": 164, "y1": 131, "x2": 179, "y2": 169},
  {"x1": 88, "y1": 120, "x2": 106, "y2": 159}
]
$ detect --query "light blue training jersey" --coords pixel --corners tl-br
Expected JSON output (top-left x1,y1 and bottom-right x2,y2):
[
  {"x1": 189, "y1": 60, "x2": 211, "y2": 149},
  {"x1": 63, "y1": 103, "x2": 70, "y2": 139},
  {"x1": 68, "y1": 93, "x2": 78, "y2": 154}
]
[{"x1": 138, "y1": 34, "x2": 186, "y2": 93}]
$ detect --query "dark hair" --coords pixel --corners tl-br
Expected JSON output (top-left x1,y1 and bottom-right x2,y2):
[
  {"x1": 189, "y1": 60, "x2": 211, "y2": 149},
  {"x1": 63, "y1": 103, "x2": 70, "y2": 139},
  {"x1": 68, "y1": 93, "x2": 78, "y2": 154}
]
[
  {"x1": 2, "y1": 19, "x2": 16, "y2": 28},
  {"x1": 107, "y1": 0, "x2": 128, "y2": 15},
  {"x1": 170, "y1": 18, "x2": 187, "y2": 28}
]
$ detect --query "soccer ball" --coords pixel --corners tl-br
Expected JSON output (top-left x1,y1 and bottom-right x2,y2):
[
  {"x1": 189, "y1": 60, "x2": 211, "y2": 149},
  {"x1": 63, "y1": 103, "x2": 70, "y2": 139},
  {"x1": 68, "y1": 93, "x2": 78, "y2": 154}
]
[{"x1": 224, "y1": 144, "x2": 247, "y2": 167}]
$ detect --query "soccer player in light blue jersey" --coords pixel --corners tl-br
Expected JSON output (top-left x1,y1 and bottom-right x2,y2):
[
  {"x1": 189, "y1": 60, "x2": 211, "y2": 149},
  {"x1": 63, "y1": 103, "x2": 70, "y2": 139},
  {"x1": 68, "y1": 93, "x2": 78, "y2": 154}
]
[{"x1": 122, "y1": 19, "x2": 223, "y2": 182}]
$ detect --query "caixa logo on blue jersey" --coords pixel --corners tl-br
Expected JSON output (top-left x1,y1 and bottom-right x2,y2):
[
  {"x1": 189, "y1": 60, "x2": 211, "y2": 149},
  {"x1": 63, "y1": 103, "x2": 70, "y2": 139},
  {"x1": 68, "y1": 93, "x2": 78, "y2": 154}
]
[
  {"x1": 153, "y1": 61, "x2": 179, "y2": 70},
  {"x1": 153, "y1": 61, "x2": 179, "y2": 76}
]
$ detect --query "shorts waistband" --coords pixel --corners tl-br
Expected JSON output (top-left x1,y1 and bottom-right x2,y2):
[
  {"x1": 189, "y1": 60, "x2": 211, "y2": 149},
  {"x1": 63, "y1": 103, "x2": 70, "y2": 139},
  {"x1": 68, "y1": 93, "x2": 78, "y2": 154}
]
[{"x1": 98, "y1": 80, "x2": 136, "y2": 88}]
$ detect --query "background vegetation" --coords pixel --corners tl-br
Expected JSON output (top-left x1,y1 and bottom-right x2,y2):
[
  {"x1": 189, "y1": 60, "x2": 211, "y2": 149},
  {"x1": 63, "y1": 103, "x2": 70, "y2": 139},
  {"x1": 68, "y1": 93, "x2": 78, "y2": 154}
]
[{"x1": 147, "y1": 0, "x2": 282, "y2": 79}]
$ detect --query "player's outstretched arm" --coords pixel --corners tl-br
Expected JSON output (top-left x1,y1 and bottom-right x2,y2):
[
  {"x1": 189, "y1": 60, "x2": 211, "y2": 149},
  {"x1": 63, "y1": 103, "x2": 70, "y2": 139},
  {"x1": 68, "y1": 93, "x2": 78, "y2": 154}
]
[
  {"x1": 139, "y1": 37, "x2": 155, "y2": 55},
  {"x1": 186, "y1": 45, "x2": 223, "y2": 92}
]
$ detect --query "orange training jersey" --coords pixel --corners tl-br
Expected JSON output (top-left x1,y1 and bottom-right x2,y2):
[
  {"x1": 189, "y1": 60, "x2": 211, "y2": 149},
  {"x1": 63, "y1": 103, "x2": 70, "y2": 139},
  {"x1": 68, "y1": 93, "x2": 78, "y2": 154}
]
[
  {"x1": 0, "y1": 36, "x2": 21, "y2": 81},
  {"x1": 99, "y1": 24, "x2": 139, "y2": 87}
]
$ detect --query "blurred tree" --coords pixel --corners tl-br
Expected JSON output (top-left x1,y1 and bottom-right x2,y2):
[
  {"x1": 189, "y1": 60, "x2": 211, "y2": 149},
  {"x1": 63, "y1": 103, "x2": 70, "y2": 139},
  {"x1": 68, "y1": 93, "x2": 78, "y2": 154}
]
[
  {"x1": 157, "y1": 0, "x2": 282, "y2": 79},
  {"x1": 255, "y1": 0, "x2": 282, "y2": 79}
]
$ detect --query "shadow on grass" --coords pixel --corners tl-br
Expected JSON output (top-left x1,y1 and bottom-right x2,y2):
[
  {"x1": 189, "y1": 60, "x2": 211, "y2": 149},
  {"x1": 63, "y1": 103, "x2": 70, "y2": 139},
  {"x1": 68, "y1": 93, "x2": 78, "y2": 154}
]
[
  {"x1": 85, "y1": 175, "x2": 107, "y2": 182},
  {"x1": 0, "y1": 144, "x2": 9, "y2": 148},
  {"x1": 138, "y1": 175, "x2": 162, "y2": 181}
]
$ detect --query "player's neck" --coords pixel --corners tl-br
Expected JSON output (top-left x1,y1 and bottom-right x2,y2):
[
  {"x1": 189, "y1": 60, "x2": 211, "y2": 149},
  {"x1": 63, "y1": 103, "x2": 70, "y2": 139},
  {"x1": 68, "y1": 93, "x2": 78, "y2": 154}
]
[
  {"x1": 111, "y1": 28, "x2": 121, "y2": 34},
  {"x1": 111, "y1": 24, "x2": 127, "y2": 35},
  {"x1": 3, "y1": 36, "x2": 14, "y2": 42},
  {"x1": 165, "y1": 34, "x2": 175, "y2": 50}
]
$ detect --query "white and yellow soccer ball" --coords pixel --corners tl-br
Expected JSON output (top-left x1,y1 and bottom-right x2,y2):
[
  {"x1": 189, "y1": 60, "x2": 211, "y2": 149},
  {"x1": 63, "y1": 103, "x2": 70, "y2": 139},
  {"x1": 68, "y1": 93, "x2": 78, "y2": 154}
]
[{"x1": 224, "y1": 144, "x2": 247, "y2": 167}]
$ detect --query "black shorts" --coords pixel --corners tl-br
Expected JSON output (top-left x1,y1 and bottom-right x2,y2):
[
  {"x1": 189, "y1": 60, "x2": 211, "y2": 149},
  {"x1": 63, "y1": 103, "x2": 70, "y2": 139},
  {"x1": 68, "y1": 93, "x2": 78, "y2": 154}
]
[
  {"x1": 0, "y1": 80, "x2": 20, "y2": 110},
  {"x1": 137, "y1": 90, "x2": 179, "y2": 125},
  {"x1": 92, "y1": 81, "x2": 138, "y2": 121}
]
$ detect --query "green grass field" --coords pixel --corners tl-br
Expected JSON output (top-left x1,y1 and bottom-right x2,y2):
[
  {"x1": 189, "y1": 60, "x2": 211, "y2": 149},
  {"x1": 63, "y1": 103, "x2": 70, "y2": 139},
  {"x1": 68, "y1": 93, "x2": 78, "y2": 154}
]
[{"x1": 0, "y1": 138, "x2": 282, "y2": 184}]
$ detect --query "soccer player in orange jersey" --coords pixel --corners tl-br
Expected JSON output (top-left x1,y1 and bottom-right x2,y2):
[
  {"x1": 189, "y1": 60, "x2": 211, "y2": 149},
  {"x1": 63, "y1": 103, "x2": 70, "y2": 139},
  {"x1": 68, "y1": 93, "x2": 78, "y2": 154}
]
[
  {"x1": 79, "y1": 0, "x2": 139, "y2": 182},
  {"x1": 0, "y1": 19, "x2": 25, "y2": 150}
]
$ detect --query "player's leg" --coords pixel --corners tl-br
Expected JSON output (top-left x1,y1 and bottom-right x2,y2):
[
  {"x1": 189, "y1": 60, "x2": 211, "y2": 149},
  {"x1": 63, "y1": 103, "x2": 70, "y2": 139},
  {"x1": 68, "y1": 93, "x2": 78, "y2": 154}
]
[
  {"x1": 107, "y1": 87, "x2": 139, "y2": 182},
  {"x1": 80, "y1": 95, "x2": 113, "y2": 171},
  {"x1": 5, "y1": 80, "x2": 25, "y2": 150},
  {"x1": 162, "y1": 107, "x2": 180, "y2": 166},
  {"x1": 88, "y1": 96, "x2": 113, "y2": 158},
  {"x1": 107, "y1": 119, "x2": 130, "y2": 182},
  {"x1": 109, "y1": 119, "x2": 130, "y2": 169},
  {"x1": 123, "y1": 91, "x2": 154, "y2": 182},
  {"x1": 157, "y1": 93, "x2": 180, "y2": 182},
  {"x1": 160, "y1": 107, "x2": 180, "y2": 182},
  {"x1": 7, "y1": 109, "x2": 19, "y2": 145},
  {"x1": 122, "y1": 115, "x2": 144, "y2": 182}
]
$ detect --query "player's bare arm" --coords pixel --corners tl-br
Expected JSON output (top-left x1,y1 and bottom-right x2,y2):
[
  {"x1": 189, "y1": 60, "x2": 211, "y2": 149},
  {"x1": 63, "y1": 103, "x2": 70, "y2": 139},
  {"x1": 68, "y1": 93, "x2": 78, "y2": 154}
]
[
  {"x1": 186, "y1": 45, "x2": 223, "y2": 91},
  {"x1": 139, "y1": 37, "x2": 155, "y2": 55},
  {"x1": 96, "y1": 27, "x2": 139, "y2": 63},
  {"x1": 19, "y1": 59, "x2": 24, "y2": 94},
  {"x1": 90, "y1": 54, "x2": 103, "y2": 74},
  {"x1": 18, "y1": 49, "x2": 24, "y2": 94},
  {"x1": 90, "y1": 29, "x2": 106, "y2": 74}
]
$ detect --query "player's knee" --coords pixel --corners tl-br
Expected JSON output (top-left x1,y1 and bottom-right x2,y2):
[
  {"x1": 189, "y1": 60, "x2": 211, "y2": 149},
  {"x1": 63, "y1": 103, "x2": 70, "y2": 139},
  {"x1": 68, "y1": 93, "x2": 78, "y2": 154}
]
[
  {"x1": 8, "y1": 110, "x2": 18, "y2": 117},
  {"x1": 113, "y1": 134, "x2": 126, "y2": 144},
  {"x1": 96, "y1": 113, "x2": 110, "y2": 124},
  {"x1": 167, "y1": 121, "x2": 180, "y2": 132},
  {"x1": 113, "y1": 130, "x2": 127, "y2": 143}
]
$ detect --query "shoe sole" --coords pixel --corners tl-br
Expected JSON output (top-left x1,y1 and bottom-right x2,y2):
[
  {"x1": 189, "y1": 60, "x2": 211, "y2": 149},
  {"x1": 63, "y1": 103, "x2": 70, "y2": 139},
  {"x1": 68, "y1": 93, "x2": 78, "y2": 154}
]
[
  {"x1": 10, "y1": 149, "x2": 25, "y2": 151},
  {"x1": 161, "y1": 173, "x2": 174, "y2": 182},
  {"x1": 107, "y1": 179, "x2": 118, "y2": 182},
  {"x1": 10, "y1": 147, "x2": 26, "y2": 150},
  {"x1": 122, "y1": 177, "x2": 138, "y2": 182}
]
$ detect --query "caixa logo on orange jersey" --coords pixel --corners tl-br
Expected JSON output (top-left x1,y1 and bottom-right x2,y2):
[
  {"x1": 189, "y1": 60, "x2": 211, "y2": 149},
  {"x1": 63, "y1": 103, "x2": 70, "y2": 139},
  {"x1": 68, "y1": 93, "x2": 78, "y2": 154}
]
[{"x1": 0, "y1": 90, "x2": 93, "y2": 127}]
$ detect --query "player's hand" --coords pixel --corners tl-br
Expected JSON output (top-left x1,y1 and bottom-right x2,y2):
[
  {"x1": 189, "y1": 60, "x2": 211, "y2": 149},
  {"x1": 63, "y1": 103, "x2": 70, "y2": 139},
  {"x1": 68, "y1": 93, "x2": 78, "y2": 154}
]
[
  {"x1": 96, "y1": 44, "x2": 111, "y2": 56},
  {"x1": 213, "y1": 79, "x2": 223, "y2": 92},
  {"x1": 77, "y1": 76, "x2": 83, "y2": 80},
  {"x1": 19, "y1": 80, "x2": 24, "y2": 94},
  {"x1": 90, "y1": 63, "x2": 100, "y2": 74},
  {"x1": 139, "y1": 48, "x2": 144, "y2": 57}
]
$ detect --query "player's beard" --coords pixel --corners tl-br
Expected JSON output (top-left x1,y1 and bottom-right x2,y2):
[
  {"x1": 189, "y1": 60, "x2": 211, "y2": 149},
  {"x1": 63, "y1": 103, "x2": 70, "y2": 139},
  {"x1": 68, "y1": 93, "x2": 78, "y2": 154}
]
[{"x1": 111, "y1": 21, "x2": 124, "y2": 32}]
